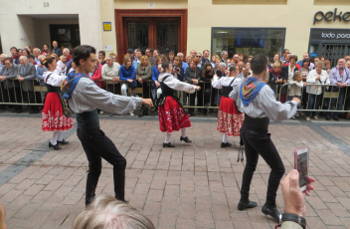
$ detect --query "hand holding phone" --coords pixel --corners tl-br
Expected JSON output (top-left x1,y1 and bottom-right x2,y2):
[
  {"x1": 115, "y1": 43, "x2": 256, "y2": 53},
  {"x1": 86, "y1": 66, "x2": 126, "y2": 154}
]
[{"x1": 294, "y1": 148, "x2": 309, "y2": 192}]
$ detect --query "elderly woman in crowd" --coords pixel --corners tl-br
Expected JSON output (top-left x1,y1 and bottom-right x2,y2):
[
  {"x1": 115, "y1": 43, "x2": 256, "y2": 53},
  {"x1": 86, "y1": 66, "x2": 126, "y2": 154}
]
[{"x1": 306, "y1": 61, "x2": 329, "y2": 120}]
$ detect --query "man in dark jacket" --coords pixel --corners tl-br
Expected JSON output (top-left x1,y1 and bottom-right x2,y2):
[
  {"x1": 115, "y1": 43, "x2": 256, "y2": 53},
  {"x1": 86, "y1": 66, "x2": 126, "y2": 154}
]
[{"x1": 185, "y1": 60, "x2": 201, "y2": 114}]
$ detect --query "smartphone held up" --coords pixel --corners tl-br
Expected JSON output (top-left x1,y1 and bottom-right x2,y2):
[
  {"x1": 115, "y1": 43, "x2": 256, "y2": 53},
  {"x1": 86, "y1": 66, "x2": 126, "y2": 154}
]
[{"x1": 294, "y1": 148, "x2": 309, "y2": 192}]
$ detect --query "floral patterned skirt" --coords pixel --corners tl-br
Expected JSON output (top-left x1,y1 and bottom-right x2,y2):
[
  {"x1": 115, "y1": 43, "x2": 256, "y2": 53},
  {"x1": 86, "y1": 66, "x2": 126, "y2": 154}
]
[
  {"x1": 42, "y1": 92, "x2": 73, "y2": 131},
  {"x1": 158, "y1": 96, "x2": 191, "y2": 133},
  {"x1": 217, "y1": 96, "x2": 244, "y2": 136}
]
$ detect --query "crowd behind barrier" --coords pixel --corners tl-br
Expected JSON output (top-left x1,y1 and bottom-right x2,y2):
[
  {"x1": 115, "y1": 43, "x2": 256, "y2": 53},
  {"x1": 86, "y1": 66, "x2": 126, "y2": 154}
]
[{"x1": 1, "y1": 42, "x2": 350, "y2": 120}]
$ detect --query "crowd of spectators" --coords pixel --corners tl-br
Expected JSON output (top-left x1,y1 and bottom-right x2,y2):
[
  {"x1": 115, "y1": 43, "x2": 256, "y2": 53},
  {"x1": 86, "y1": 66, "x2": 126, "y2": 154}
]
[{"x1": 1, "y1": 43, "x2": 350, "y2": 119}]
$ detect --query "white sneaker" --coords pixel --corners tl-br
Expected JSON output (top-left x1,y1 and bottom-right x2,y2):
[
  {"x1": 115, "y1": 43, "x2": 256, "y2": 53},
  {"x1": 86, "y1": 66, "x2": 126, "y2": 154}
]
[
  {"x1": 314, "y1": 115, "x2": 319, "y2": 120},
  {"x1": 306, "y1": 117, "x2": 311, "y2": 121},
  {"x1": 130, "y1": 112, "x2": 134, "y2": 117}
]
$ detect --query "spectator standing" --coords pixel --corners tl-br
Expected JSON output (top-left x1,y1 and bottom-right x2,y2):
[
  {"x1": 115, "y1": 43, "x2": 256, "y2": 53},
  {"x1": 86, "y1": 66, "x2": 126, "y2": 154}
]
[
  {"x1": 136, "y1": 56, "x2": 152, "y2": 97},
  {"x1": 220, "y1": 50, "x2": 228, "y2": 63},
  {"x1": 145, "y1": 48, "x2": 152, "y2": 59},
  {"x1": 0, "y1": 58, "x2": 19, "y2": 108},
  {"x1": 297, "y1": 53, "x2": 309, "y2": 66},
  {"x1": 0, "y1": 54, "x2": 6, "y2": 73},
  {"x1": 201, "y1": 63, "x2": 216, "y2": 108},
  {"x1": 17, "y1": 55, "x2": 36, "y2": 111},
  {"x1": 172, "y1": 56, "x2": 185, "y2": 81},
  {"x1": 282, "y1": 55, "x2": 300, "y2": 82},
  {"x1": 151, "y1": 57, "x2": 162, "y2": 101},
  {"x1": 42, "y1": 44, "x2": 50, "y2": 56},
  {"x1": 280, "y1": 49, "x2": 290, "y2": 64},
  {"x1": 56, "y1": 55, "x2": 67, "y2": 75},
  {"x1": 168, "y1": 50, "x2": 175, "y2": 64},
  {"x1": 10, "y1": 47, "x2": 20, "y2": 64},
  {"x1": 33, "y1": 48, "x2": 41, "y2": 65},
  {"x1": 177, "y1": 52, "x2": 188, "y2": 72},
  {"x1": 306, "y1": 61, "x2": 329, "y2": 120},
  {"x1": 185, "y1": 60, "x2": 201, "y2": 114},
  {"x1": 90, "y1": 61, "x2": 105, "y2": 89},
  {"x1": 102, "y1": 55, "x2": 120, "y2": 82},
  {"x1": 133, "y1": 49, "x2": 142, "y2": 70},
  {"x1": 35, "y1": 55, "x2": 47, "y2": 82},
  {"x1": 328, "y1": 58, "x2": 350, "y2": 120},
  {"x1": 150, "y1": 49, "x2": 159, "y2": 66},
  {"x1": 98, "y1": 50, "x2": 106, "y2": 65},
  {"x1": 119, "y1": 55, "x2": 137, "y2": 97},
  {"x1": 52, "y1": 41, "x2": 62, "y2": 56},
  {"x1": 200, "y1": 50, "x2": 211, "y2": 68}
]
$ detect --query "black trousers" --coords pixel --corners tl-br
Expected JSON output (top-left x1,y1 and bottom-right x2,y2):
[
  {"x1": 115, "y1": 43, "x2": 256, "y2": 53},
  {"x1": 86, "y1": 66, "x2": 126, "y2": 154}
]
[
  {"x1": 77, "y1": 111, "x2": 126, "y2": 206},
  {"x1": 240, "y1": 116, "x2": 285, "y2": 206}
]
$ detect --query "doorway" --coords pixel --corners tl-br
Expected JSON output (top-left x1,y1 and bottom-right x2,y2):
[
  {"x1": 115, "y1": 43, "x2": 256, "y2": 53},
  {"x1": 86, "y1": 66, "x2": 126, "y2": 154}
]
[
  {"x1": 115, "y1": 9, "x2": 187, "y2": 60},
  {"x1": 49, "y1": 24, "x2": 80, "y2": 49}
]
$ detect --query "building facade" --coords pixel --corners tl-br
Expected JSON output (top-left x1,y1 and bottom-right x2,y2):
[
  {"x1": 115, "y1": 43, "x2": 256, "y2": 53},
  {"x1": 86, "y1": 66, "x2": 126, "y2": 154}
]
[{"x1": 1, "y1": 0, "x2": 350, "y2": 62}]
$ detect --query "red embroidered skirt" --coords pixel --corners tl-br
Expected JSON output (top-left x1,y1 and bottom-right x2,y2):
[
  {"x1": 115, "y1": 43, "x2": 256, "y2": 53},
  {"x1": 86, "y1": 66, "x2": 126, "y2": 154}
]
[
  {"x1": 42, "y1": 92, "x2": 73, "y2": 131},
  {"x1": 217, "y1": 96, "x2": 244, "y2": 136},
  {"x1": 158, "y1": 96, "x2": 191, "y2": 133}
]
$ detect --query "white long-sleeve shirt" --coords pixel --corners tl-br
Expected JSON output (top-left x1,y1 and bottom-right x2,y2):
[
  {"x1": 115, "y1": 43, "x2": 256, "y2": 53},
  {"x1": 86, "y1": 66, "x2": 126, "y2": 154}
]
[
  {"x1": 158, "y1": 73, "x2": 197, "y2": 94},
  {"x1": 68, "y1": 77, "x2": 142, "y2": 114},
  {"x1": 43, "y1": 71, "x2": 66, "y2": 87},
  {"x1": 229, "y1": 79, "x2": 298, "y2": 121},
  {"x1": 212, "y1": 75, "x2": 241, "y2": 89}
]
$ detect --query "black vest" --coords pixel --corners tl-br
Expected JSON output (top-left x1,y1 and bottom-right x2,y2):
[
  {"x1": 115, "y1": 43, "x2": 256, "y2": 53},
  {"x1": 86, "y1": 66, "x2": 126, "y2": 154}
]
[
  {"x1": 160, "y1": 74, "x2": 175, "y2": 97},
  {"x1": 221, "y1": 78, "x2": 236, "y2": 97}
]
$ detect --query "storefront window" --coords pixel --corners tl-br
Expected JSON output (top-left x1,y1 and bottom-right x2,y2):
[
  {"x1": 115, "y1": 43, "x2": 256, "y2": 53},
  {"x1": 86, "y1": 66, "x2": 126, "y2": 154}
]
[
  {"x1": 211, "y1": 27, "x2": 286, "y2": 58},
  {"x1": 309, "y1": 28, "x2": 350, "y2": 66}
]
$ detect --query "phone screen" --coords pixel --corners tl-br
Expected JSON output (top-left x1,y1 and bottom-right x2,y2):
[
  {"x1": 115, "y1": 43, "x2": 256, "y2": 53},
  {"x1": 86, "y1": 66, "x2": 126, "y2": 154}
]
[{"x1": 294, "y1": 148, "x2": 308, "y2": 190}]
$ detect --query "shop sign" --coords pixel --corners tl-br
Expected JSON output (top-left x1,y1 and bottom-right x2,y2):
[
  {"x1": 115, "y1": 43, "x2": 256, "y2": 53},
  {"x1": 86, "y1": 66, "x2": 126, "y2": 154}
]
[
  {"x1": 314, "y1": 8, "x2": 350, "y2": 25},
  {"x1": 310, "y1": 29, "x2": 350, "y2": 42}
]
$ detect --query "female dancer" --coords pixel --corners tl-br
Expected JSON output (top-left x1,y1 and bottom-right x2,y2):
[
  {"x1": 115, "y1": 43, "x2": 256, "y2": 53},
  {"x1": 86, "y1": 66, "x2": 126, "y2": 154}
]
[
  {"x1": 212, "y1": 66, "x2": 244, "y2": 148},
  {"x1": 157, "y1": 62, "x2": 200, "y2": 147},
  {"x1": 41, "y1": 55, "x2": 73, "y2": 150}
]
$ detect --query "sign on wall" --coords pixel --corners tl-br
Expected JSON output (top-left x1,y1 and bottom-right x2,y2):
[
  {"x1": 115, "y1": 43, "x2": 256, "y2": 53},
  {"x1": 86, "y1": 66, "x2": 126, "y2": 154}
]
[
  {"x1": 310, "y1": 28, "x2": 350, "y2": 43},
  {"x1": 314, "y1": 8, "x2": 350, "y2": 25},
  {"x1": 103, "y1": 22, "x2": 112, "y2": 32}
]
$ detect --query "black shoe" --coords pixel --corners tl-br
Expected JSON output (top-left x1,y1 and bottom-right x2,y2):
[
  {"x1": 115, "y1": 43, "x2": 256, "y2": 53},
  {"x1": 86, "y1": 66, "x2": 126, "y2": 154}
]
[
  {"x1": 163, "y1": 142, "x2": 175, "y2": 148},
  {"x1": 49, "y1": 142, "x2": 61, "y2": 150},
  {"x1": 262, "y1": 204, "x2": 282, "y2": 223},
  {"x1": 237, "y1": 200, "x2": 257, "y2": 211},
  {"x1": 180, "y1": 136, "x2": 192, "y2": 143},
  {"x1": 326, "y1": 116, "x2": 331, "y2": 120},
  {"x1": 333, "y1": 116, "x2": 339, "y2": 121},
  {"x1": 57, "y1": 140, "x2": 69, "y2": 145},
  {"x1": 221, "y1": 142, "x2": 232, "y2": 148}
]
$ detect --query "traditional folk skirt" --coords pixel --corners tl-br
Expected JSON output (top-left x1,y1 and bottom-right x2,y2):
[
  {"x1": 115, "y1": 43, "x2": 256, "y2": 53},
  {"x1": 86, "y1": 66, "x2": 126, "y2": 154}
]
[
  {"x1": 42, "y1": 92, "x2": 73, "y2": 131},
  {"x1": 158, "y1": 96, "x2": 191, "y2": 133},
  {"x1": 217, "y1": 96, "x2": 244, "y2": 136}
]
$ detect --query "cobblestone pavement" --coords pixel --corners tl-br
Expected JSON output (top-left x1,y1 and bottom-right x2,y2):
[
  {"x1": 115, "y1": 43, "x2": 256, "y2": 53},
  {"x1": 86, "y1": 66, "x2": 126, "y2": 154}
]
[{"x1": 1, "y1": 113, "x2": 350, "y2": 229}]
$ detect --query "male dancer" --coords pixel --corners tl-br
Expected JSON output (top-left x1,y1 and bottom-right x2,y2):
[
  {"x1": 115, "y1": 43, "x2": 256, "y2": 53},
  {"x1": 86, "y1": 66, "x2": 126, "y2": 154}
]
[
  {"x1": 65, "y1": 45, "x2": 153, "y2": 206},
  {"x1": 229, "y1": 54, "x2": 300, "y2": 222}
]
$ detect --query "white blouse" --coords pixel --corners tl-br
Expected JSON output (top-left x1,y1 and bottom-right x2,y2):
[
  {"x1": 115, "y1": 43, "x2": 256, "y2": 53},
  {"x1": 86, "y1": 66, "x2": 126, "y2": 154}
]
[
  {"x1": 158, "y1": 73, "x2": 197, "y2": 94},
  {"x1": 43, "y1": 71, "x2": 66, "y2": 87}
]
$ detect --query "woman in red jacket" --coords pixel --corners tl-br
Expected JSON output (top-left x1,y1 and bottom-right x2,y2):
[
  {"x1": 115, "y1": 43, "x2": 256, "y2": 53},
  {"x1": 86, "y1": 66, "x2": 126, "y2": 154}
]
[{"x1": 90, "y1": 61, "x2": 105, "y2": 89}]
